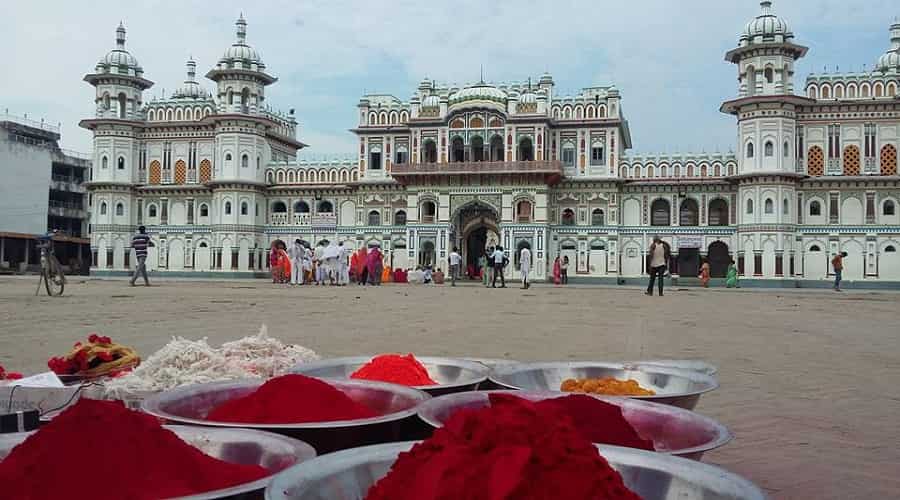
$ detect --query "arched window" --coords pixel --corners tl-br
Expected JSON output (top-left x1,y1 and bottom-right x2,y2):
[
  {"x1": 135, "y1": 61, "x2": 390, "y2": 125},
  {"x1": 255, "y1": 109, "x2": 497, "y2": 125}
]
[
  {"x1": 115, "y1": 202, "x2": 124, "y2": 216},
  {"x1": 517, "y1": 200, "x2": 533, "y2": 223},
  {"x1": 394, "y1": 210, "x2": 407, "y2": 226},
  {"x1": 490, "y1": 135, "x2": 504, "y2": 162},
  {"x1": 318, "y1": 200, "x2": 333, "y2": 213},
  {"x1": 271, "y1": 201, "x2": 287, "y2": 213},
  {"x1": 294, "y1": 201, "x2": 310, "y2": 213},
  {"x1": 241, "y1": 154, "x2": 249, "y2": 168},
  {"x1": 822, "y1": 85, "x2": 831, "y2": 99},
  {"x1": 421, "y1": 201, "x2": 436, "y2": 223},
  {"x1": 147, "y1": 204, "x2": 157, "y2": 217},
  {"x1": 746, "y1": 65, "x2": 756, "y2": 95},
  {"x1": 117, "y1": 157, "x2": 125, "y2": 170},
  {"x1": 810, "y1": 200, "x2": 822, "y2": 216},
  {"x1": 679, "y1": 198, "x2": 699, "y2": 226},
  {"x1": 764, "y1": 67, "x2": 774, "y2": 84},
  {"x1": 450, "y1": 136, "x2": 464, "y2": 162},
  {"x1": 746, "y1": 198, "x2": 754, "y2": 215},
  {"x1": 423, "y1": 140, "x2": 437, "y2": 163},
  {"x1": 561, "y1": 208, "x2": 576, "y2": 226},
  {"x1": 784, "y1": 198, "x2": 790, "y2": 216},
  {"x1": 199, "y1": 204, "x2": 209, "y2": 217},
  {"x1": 102, "y1": 156, "x2": 109, "y2": 169},
  {"x1": 591, "y1": 208, "x2": 605, "y2": 226},
  {"x1": 809, "y1": 245, "x2": 821, "y2": 252},
  {"x1": 225, "y1": 153, "x2": 232, "y2": 162},
  {"x1": 241, "y1": 87, "x2": 250, "y2": 110},
  {"x1": 471, "y1": 135, "x2": 485, "y2": 162},
  {"x1": 224, "y1": 201, "x2": 232, "y2": 215},
  {"x1": 764, "y1": 141, "x2": 774, "y2": 157},
  {"x1": 784, "y1": 141, "x2": 790, "y2": 158},
  {"x1": 764, "y1": 198, "x2": 774, "y2": 214},
  {"x1": 709, "y1": 199, "x2": 729, "y2": 226},
  {"x1": 117, "y1": 93, "x2": 127, "y2": 119},
  {"x1": 518, "y1": 137, "x2": 534, "y2": 161},
  {"x1": 240, "y1": 201, "x2": 248, "y2": 216},
  {"x1": 102, "y1": 93, "x2": 111, "y2": 111},
  {"x1": 368, "y1": 210, "x2": 381, "y2": 226},
  {"x1": 99, "y1": 202, "x2": 108, "y2": 215},
  {"x1": 746, "y1": 142, "x2": 755, "y2": 158},
  {"x1": 651, "y1": 199, "x2": 671, "y2": 226},
  {"x1": 884, "y1": 200, "x2": 896, "y2": 216},
  {"x1": 808, "y1": 87, "x2": 817, "y2": 99},
  {"x1": 885, "y1": 246, "x2": 897, "y2": 253}
]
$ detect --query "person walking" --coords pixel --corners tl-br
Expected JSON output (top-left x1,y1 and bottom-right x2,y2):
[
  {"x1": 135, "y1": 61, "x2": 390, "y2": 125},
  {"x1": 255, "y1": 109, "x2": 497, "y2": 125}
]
[
  {"x1": 288, "y1": 239, "x2": 305, "y2": 286},
  {"x1": 645, "y1": 236, "x2": 671, "y2": 296},
  {"x1": 338, "y1": 241, "x2": 351, "y2": 286},
  {"x1": 699, "y1": 257, "x2": 711, "y2": 288},
  {"x1": 832, "y1": 251, "x2": 847, "y2": 291},
  {"x1": 313, "y1": 241, "x2": 326, "y2": 285},
  {"x1": 725, "y1": 259, "x2": 739, "y2": 288},
  {"x1": 484, "y1": 247, "x2": 495, "y2": 287},
  {"x1": 129, "y1": 225, "x2": 154, "y2": 287},
  {"x1": 491, "y1": 246, "x2": 507, "y2": 288},
  {"x1": 479, "y1": 252, "x2": 489, "y2": 287},
  {"x1": 561, "y1": 256, "x2": 570, "y2": 285},
  {"x1": 448, "y1": 247, "x2": 461, "y2": 286},
  {"x1": 552, "y1": 256, "x2": 562, "y2": 285},
  {"x1": 367, "y1": 245, "x2": 383, "y2": 286},
  {"x1": 519, "y1": 245, "x2": 532, "y2": 289}
]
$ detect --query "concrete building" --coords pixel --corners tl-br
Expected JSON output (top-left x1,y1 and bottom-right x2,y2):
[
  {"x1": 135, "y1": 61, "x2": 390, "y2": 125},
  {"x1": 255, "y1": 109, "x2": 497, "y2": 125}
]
[
  {"x1": 85, "y1": 3, "x2": 900, "y2": 287},
  {"x1": 0, "y1": 112, "x2": 91, "y2": 274}
]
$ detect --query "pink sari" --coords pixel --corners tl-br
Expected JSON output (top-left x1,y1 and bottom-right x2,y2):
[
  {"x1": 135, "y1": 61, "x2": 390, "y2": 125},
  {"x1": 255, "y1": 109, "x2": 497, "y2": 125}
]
[{"x1": 552, "y1": 258, "x2": 562, "y2": 285}]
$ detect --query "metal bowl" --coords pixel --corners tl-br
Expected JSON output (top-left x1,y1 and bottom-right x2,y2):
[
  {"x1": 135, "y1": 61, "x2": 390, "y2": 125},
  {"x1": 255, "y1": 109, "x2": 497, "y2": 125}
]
[
  {"x1": 290, "y1": 356, "x2": 491, "y2": 396},
  {"x1": 626, "y1": 359, "x2": 719, "y2": 377},
  {"x1": 490, "y1": 362, "x2": 719, "y2": 410},
  {"x1": 416, "y1": 391, "x2": 731, "y2": 460},
  {"x1": 0, "y1": 425, "x2": 315, "y2": 500},
  {"x1": 142, "y1": 378, "x2": 431, "y2": 454},
  {"x1": 463, "y1": 357, "x2": 520, "y2": 369},
  {"x1": 265, "y1": 441, "x2": 766, "y2": 500}
]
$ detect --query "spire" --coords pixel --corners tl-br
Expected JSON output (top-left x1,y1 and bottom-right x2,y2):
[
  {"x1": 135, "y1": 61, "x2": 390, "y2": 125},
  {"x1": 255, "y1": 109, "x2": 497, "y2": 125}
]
[
  {"x1": 236, "y1": 14, "x2": 247, "y2": 44},
  {"x1": 479, "y1": 64, "x2": 484, "y2": 84},
  {"x1": 186, "y1": 58, "x2": 197, "y2": 81},
  {"x1": 116, "y1": 22, "x2": 126, "y2": 48},
  {"x1": 760, "y1": 1, "x2": 773, "y2": 15}
]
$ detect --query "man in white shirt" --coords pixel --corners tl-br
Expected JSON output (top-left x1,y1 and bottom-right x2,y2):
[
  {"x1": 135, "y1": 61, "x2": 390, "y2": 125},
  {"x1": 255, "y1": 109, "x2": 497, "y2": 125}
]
[
  {"x1": 491, "y1": 246, "x2": 507, "y2": 288},
  {"x1": 448, "y1": 247, "x2": 462, "y2": 286},
  {"x1": 288, "y1": 239, "x2": 305, "y2": 286},
  {"x1": 337, "y1": 241, "x2": 351, "y2": 286},
  {"x1": 313, "y1": 241, "x2": 326, "y2": 285},
  {"x1": 519, "y1": 246, "x2": 532, "y2": 289}
]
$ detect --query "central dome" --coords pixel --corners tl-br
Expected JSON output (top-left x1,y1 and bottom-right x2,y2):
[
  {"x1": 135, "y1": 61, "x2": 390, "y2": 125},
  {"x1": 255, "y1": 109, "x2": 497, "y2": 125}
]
[
  {"x1": 449, "y1": 82, "x2": 507, "y2": 107},
  {"x1": 172, "y1": 59, "x2": 206, "y2": 99}
]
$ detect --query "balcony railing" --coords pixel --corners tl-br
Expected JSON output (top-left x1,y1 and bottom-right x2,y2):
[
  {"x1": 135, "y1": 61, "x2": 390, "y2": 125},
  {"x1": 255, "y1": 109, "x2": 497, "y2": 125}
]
[
  {"x1": 270, "y1": 212, "x2": 335, "y2": 226},
  {"x1": 271, "y1": 213, "x2": 289, "y2": 225},
  {"x1": 392, "y1": 160, "x2": 563, "y2": 175},
  {"x1": 293, "y1": 213, "x2": 310, "y2": 225}
]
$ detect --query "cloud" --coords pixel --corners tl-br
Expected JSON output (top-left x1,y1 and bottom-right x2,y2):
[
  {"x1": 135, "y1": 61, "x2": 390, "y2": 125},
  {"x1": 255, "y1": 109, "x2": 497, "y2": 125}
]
[{"x1": 4, "y1": 0, "x2": 897, "y2": 156}]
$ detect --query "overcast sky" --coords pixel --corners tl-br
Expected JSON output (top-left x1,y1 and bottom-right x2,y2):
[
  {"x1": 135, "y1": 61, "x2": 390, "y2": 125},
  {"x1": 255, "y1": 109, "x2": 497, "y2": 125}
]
[{"x1": 4, "y1": 0, "x2": 897, "y2": 157}]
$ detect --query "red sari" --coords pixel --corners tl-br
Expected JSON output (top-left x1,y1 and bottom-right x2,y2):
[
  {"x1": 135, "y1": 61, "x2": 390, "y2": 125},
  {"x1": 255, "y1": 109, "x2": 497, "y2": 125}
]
[{"x1": 552, "y1": 258, "x2": 562, "y2": 285}]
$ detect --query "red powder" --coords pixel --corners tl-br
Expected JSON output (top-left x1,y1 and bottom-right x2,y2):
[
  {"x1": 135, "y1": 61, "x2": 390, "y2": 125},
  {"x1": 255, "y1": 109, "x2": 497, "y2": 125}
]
[
  {"x1": 207, "y1": 374, "x2": 377, "y2": 423},
  {"x1": 350, "y1": 354, "x2": 437, "y2": 386},
  {"x1": 491, "y1": 393, "x2": 655, "y2": 451},
  {"x1": 0, "y1": 399, "x2": 267, "y2": 500},
  {"x1": 366, "y1": 393, "x2": 642, "y2": 500}
]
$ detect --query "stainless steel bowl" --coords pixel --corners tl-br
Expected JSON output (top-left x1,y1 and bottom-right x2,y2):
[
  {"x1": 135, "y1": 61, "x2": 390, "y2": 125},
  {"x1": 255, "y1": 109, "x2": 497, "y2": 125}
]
[
  {"x1": 265, "y1": 441, "x2": 766, "y2": 500},
  {"x1": 463, "y1": 357, "x2": 520, "y2": 369},
  {"x1": 142, "y1": 378, "x2": 431, "y2": 454},
  {"x1": 290, "y1": 356, "x2": 491, "y2": 396},
  {"x1": 490, "y1": 362, "x2": 719, "y2": 410},
  {"x1": 626, "y1": 359, "x2": 719, "y2": 377},
  {"x1": 416, "y1": 391, "x2": 731, "y2": 460},
  {"x1": 0, "y1": 425, "x2": 315, "y2": 500}
]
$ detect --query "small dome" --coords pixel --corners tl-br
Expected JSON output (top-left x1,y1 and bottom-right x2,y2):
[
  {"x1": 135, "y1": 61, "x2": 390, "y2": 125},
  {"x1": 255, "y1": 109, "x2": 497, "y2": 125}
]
[
  {"x1": 172, "y1": 58, "x2": 206, "y2": 99},
  {"x1": 449, "y1": 82, "x2": 507, "y2": 106},
  {"x1": 875, "y1": 23, "x2": 900, "y2": 73},
  {"x1": 742, "y1": 1, "x2": 793, "y2": 44},
  {"x1": 518, "y1": 89, "x2": 537, "y2": 105},
  {"x1": 422, "y1": 94, "x2": 440, "y2": 108},
  {"x1": 96, "y1": 23, "x2": 143, "y2": 77},
  {"x1": 219, "y1": 15, "x2": 265, "y2": 69}
]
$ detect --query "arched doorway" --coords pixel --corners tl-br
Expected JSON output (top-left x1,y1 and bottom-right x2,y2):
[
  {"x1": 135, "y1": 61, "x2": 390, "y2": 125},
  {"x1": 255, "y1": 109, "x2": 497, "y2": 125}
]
[
  {"x1": 454, "y1": 201, "x2": 500, "y2": 278},
  {"x1": 490, "y1": 135, "x2": 504, "y2": 161},
  {"x1": 451, "y1": 137, "x2": 465, "y2": 162},
  {"x1": 518, "y1": 137, "x2": 534, "y2": 161},
  {"x1": 419, "y1": 240, "x2": 435, "y2": 268},
  {"x1": 708, "y1": 241, "x2": 730, "y2": 278},
  {"x1": 472, "y1": 136, "x2": 485, "y2": 162}
]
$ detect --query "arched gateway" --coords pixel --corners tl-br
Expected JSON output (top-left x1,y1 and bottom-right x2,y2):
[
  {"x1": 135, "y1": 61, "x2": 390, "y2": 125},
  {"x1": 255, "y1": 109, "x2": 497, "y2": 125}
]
[{"x1": 451, "y1": 201, "x2": 500, "y2": 279}]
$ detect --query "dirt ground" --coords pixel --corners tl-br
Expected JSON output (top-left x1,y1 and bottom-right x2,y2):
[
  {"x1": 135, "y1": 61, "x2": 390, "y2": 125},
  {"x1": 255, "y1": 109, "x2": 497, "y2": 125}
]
[{"x1": 1, "y1": 276, "x2": 898, "y2": 498}]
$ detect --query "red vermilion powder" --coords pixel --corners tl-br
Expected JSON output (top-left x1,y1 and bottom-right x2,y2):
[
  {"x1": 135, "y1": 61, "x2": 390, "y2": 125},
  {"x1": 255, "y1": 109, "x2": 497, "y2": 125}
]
[
  {"x1": 206, "y1": 374, "x2": 378, "y2": 423},
  {"x1": 491, "y1": 393, "x2": 655, "y2": 451},
  {"x1": 0, "y1": 399, "x2": 268, "y2": 500},
  {"x1": 350, "y1": 354, "x2": 437, "y2": 386},
  {"x1": 365, "y1": 393, "x2": 642, "y2": 500}
]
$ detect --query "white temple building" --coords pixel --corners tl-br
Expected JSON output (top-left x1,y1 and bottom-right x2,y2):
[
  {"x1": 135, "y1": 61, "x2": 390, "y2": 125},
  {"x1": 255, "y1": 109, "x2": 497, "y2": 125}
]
[{"x1": 85, "y1": 3, "x2": 900, "y2": 286}]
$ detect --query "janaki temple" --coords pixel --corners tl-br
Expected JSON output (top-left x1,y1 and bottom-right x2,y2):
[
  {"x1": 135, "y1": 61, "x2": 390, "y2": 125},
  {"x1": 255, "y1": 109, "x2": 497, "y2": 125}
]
[{"x1": 83, "y1": 2, "x2": 900, "y2": 285}]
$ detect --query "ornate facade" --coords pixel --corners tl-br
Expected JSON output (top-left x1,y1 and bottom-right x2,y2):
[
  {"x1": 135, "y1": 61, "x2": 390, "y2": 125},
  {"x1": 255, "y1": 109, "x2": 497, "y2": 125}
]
[{"x1": 86, "y1": 3, "x2": 900, "y2": 285}]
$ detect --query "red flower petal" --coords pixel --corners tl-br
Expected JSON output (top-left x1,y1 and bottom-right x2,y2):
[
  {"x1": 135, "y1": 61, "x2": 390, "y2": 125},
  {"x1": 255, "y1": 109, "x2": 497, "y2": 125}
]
[{"x1": 6, "y1": 373, "x2": 23, "y2": 380}]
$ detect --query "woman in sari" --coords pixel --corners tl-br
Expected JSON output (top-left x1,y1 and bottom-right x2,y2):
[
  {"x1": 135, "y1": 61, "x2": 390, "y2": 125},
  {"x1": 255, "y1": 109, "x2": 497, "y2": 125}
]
[
  {"x1": 355, "y1": 247, "x2": 368, "y2": 285},
  {"x1": 552, "y1": 256, "x2": 562, "y2": 285},
  {"x1": 698, "y1": 257, "x2": 711, "y2": 288},
  {"x1": 270, "y1": 241, "x2": 282, "y2": 283},
  {"x1": 725, "y1": 259, "x2": 739, "y2": 288},
  {"x1": 367, "y1": 246, "x2": 383, "y2": 285},
  {"x1": 277, "y1": 242, "x2": 291, "y2": 284}
]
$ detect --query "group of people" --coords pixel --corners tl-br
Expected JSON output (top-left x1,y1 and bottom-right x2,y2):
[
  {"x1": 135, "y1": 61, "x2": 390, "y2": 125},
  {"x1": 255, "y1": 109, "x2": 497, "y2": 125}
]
[
  {"x1": 645, "y1": 235, "x2": 742, "y2": 296},
  {"x1": 269, "y1": 239, "x2": 354, "y2": 286}
]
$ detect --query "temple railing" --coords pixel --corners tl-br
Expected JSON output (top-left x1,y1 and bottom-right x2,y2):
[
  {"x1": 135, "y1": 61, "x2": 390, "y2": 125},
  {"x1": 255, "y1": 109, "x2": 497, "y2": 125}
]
[{"x1": 392, "y1": 160, "x2": 563, "y2": 175}]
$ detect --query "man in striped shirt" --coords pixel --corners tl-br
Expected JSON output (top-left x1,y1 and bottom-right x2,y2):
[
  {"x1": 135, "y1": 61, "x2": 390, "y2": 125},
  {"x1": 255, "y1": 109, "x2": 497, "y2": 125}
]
[{"x1": 130, "y1": 226, "x2": 154, "y2": 286}]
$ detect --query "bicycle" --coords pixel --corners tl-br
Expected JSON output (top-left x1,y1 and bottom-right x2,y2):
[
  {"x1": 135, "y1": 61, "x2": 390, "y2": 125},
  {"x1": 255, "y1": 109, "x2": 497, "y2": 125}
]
[{"x1": 35, "y1": 236, "x2": 66, "y2": 296}]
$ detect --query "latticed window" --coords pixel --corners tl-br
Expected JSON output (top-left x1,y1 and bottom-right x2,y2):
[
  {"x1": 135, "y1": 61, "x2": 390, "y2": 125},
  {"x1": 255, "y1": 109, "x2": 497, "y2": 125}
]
[
  {"x1": 881, "y1": 144, "x2": 897, "y2": 176},
  {"x1": 842, "y1": 145, "x2": 860, "y2": 176},
  {"x1": 807, "y1": 146, "x2": 824, "y2": 176}
]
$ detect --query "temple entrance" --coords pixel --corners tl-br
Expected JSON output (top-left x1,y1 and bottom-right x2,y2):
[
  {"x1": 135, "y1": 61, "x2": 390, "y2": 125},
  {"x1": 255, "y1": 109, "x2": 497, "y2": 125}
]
[
  {"x1": 707, "y1": 241, "x2": 730, "y2": 278},
  {"x1": 678, "y1": 248, "x2": 700, "y2": 277},
  {"x1": 453, "y1": 201, "x2": 500, "y2": 279}
]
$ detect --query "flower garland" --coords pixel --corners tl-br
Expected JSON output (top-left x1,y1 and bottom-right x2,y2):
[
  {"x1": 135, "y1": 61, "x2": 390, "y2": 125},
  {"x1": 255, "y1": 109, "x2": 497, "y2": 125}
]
[{"x1": 48, "y1": 334, "x2": 140, "y2": 378}]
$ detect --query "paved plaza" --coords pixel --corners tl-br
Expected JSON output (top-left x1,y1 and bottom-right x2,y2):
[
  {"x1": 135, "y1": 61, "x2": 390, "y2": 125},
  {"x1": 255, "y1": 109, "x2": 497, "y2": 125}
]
[{"x1": 1, "y1": 276, "x2": 898, "y2": 499}]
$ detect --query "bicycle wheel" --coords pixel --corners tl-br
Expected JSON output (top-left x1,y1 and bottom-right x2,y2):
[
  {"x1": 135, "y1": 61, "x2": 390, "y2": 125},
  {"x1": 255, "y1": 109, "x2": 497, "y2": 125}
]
[{"x1": 44, "y1": 257, "x2": 65, "y2": 296}]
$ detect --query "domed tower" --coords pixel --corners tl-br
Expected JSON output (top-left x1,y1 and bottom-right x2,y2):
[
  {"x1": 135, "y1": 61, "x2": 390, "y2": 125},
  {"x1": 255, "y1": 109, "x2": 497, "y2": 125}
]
[
  {"x1": 81, "y1": 22, "x2": 153, "y2": 184},
  {"x1": 876, "y1": 22, "x2": 900, "y2": 74},
  {"x1": 172, "y1": 58, "x2": 206, "y2": 99},
  {"x1": 719, "y1": 1, "x2": 810, "y2": 278},
  {"x1": 206, "y1": 14, "x2": 275, "y2": 115}
]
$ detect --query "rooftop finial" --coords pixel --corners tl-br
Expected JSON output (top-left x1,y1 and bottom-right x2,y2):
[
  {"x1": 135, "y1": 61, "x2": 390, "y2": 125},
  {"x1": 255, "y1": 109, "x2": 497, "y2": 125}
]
[
  {"x1": 116, "y1": 22, "x2": 126, "y2": 48},
  {"x1": 236, "y1": 14, "x2": 247, "y2": 44},
  {"x1": 479, "y1": 64, "x2": 484, "y2": 84},
  {"x1": 760, "y1": 1, "x2": 773, "y2": 14},
  {"x1": 186, "y1": 58, "x2": 196, "y2": 79}
]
